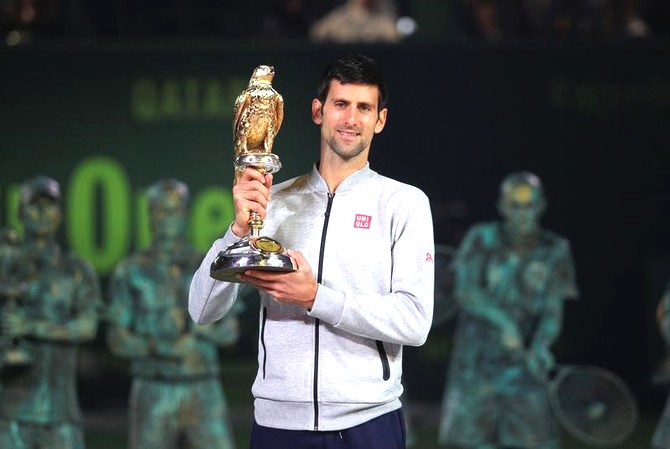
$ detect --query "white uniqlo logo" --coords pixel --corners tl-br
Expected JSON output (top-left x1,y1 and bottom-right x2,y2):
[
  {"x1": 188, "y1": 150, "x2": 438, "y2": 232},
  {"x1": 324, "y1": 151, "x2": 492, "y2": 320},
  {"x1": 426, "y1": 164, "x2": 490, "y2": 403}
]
[{"x1": 354, "y1": 214, "x2": 372, "y2": 229}]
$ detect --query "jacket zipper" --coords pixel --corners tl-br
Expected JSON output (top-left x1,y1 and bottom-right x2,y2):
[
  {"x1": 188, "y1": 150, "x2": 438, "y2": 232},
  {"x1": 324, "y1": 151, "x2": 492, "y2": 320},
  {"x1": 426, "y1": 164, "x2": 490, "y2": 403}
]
[
  {"x1": 261, "y1": 306, "x2": 268, "y2": 379},
  {"x1": 313, "y1": 192, "x2": 335, "y2": 430}
]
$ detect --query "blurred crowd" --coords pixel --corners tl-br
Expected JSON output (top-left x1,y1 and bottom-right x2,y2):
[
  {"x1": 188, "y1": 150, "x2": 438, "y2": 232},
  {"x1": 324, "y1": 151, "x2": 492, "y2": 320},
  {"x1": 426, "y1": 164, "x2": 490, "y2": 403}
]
[{"x1": 0, "y1": 0, "x2": 668, "y2": 45}]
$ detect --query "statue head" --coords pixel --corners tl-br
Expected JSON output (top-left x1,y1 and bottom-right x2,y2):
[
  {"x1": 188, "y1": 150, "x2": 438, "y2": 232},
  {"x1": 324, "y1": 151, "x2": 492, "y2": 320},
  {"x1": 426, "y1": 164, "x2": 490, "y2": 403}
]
[
  {"x1": 18, "y1": 175, "x2": 63, "y2": 239},
  {"x1": 146, "y1": 179, "x2": 190, "y2": 241},
  {"x1": 497, "y1": 171, "x2": 546, "y2": 237}
]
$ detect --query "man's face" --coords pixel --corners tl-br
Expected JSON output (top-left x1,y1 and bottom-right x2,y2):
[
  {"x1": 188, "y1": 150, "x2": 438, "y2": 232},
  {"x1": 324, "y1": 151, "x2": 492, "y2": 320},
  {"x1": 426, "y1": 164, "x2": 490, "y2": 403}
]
[
  {"x1": 312, "y1": 80, "x2": 387, "y2": 163},
  {"x1": 21, "y1": 196, "x2": 62, "y2": 238},
  {"x1": 151, "y1": 193, "x2": 187, "y2": 241},
  {"x1": 499, "y1": 183, "x2": 543, "y2": 237}
]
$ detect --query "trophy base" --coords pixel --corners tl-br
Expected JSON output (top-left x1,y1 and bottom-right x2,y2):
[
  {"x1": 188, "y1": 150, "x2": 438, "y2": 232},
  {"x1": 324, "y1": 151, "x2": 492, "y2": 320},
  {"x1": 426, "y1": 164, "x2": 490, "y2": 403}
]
[{"x1": 210, "y1": 236, "x2": 295, "y2": 283}]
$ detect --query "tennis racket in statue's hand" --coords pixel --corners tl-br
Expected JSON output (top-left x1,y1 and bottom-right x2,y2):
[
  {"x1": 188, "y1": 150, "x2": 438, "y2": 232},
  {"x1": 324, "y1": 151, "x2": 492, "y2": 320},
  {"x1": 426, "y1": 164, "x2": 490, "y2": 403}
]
[{"x1": 548, "y1": 364, "x2": 638, "y2": 447}]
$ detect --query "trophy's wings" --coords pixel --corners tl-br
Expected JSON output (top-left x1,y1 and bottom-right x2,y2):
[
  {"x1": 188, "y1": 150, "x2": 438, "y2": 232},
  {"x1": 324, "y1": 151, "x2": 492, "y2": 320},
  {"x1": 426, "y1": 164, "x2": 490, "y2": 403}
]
[
  {"x1": 432, "y1": 244, "x2": 458, "y2": 328},
  {"x1": 274, "y1": 93, "x2": 284, "y2": 137},
  {"x1": 548, "y1": 364, "x2": 639, "y2": 447},
  {"x1": 232, "y1": 91, "x2": 249, "y2": 139}
]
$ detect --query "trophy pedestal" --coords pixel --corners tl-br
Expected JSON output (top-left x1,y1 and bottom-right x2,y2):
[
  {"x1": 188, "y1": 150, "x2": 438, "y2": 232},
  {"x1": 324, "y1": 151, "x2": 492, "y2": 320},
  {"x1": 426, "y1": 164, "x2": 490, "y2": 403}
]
[{"x1": 210, "y1": 236, "x2": 295, "y2": 282}]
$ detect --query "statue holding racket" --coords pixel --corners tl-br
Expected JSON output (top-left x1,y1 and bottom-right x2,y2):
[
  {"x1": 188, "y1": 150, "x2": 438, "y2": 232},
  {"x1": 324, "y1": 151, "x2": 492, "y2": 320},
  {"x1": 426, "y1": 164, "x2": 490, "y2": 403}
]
[{"x1": 438, "y1": 172, "x2": 579, "y2": 449}]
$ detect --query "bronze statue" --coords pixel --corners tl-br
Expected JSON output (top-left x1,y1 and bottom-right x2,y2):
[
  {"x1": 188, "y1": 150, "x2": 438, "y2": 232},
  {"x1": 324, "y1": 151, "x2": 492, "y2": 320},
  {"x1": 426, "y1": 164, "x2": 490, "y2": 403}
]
[
  {"x1": 0, "y1": 227, "x2": 32, "y2": 372},
  {"x1": 0, "y1": 175, "x2": 101, "y2": 449},
  {"x1": 106, "y1": 179, "x2": 240, "y2": 449},
  {"x1": 438, "y1": 171, "x2": 578, "y2": 449}
]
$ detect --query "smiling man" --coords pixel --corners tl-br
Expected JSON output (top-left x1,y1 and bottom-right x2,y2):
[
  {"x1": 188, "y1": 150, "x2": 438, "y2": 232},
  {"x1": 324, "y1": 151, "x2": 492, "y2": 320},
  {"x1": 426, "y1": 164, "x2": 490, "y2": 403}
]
[{"x1": 189, "y1": 53, "x2": 435, "y2": 449}]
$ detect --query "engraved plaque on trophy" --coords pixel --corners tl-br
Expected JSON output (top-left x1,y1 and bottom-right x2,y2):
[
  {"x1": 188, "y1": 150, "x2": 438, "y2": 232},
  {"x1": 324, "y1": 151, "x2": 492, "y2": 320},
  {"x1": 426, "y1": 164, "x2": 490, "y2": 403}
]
[{"x1": 210, "y1": 65, "x2": 295, "y2": 282}]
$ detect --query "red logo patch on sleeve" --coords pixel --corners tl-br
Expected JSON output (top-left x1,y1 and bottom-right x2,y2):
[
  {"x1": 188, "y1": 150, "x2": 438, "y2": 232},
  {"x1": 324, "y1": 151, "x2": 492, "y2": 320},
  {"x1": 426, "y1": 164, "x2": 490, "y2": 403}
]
[
  {"x1": 426, "y1": 253, "x2": 433, "y2": 262},
  {"x1": 353, "y1": 214, "x2": 372, "y2": 229}
]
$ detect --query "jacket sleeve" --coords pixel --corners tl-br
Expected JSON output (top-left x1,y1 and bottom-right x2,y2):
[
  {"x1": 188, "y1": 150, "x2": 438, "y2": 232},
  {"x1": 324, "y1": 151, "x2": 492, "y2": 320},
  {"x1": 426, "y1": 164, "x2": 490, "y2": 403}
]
[
  {"x1": 105, "y1": 260, "x2": 153, "y2": 358},
  {"x1": 188, "y1": 226, "x2": 244, "y2": 324},
  {"x1": 308, "y1": 188, "x2": 434, "y2": 347}
]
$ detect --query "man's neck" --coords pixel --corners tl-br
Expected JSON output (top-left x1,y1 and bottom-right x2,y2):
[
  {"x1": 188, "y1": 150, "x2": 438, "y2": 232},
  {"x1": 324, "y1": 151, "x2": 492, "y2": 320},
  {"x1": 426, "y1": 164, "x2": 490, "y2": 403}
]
[{"x1": 318, "y1": 152, "x2": 369, "y2": 192}]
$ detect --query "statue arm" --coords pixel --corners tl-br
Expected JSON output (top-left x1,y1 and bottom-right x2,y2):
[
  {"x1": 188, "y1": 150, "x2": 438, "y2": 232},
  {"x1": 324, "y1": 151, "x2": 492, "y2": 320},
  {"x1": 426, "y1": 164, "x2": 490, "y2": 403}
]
[
  {"x1": 105, "y1": 304, "x2": 184, "y2": 359},
  {"x1": 107, "y1": 324, "x2": 151, "y2": 358},
  {"x1": 529, "y1": 294, "x2": 564, "y2": 352},
  {"x1": 528, "y1": 239, "x2": 578, "y2": 351},
  {"x1": 525, "y1": 294, "x2": 563, "y2": 380},
  {"x1": 455, "y1": 227, "x2": 521, "y2": 341},
  {"x1": 526, "y1": 241, "x2": 578, "y2": 378},
  {"x1": 30, "y1": 311, "x2": 97, "y2": 342},
  {"x1": 30, "y1": 261, "x2": 100, "y2": 342},
  {"x1": 457, "y1": 281, "x2": 524, "y2": 347},
  {"x1": 105, "y1": 263, "x2": 152, "y2": 358},
  {"x1": 193, "y1": 312, "x2": 240, "y2": 347}
]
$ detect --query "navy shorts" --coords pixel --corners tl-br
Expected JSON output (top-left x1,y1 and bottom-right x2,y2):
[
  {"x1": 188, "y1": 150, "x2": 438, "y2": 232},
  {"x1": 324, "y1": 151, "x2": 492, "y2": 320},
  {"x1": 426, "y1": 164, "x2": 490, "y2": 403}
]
[{"x1": 249, "y1": 408, "x2": 406, "y2": 449}]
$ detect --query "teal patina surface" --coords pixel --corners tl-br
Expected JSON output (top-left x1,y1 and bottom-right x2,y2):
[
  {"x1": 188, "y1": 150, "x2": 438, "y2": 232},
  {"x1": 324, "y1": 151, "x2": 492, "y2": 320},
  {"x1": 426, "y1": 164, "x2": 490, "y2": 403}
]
[
  {"x1": 0, "y1": 176, "x2": 101, "y2": 449},
  {"x1": 439, "y1": 172, "x2": 578, "y2": 449},
  {"x1": 106, "y1": 179, "x2": 239, "y2": 449}
]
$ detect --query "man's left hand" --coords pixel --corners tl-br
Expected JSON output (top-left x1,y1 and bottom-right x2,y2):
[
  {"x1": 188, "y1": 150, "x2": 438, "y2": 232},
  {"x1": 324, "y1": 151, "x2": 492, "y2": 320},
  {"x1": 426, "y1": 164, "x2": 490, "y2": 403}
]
[{"x1": 237, "y1": 249, "x2": 318, "y2": 309}]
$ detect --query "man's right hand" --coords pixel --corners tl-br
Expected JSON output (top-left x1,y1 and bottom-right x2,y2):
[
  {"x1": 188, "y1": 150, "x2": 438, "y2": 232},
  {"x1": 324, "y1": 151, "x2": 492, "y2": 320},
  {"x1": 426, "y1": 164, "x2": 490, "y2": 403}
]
[{"x1": 231, "y1": 167, "x2": 273, "y2": 238}]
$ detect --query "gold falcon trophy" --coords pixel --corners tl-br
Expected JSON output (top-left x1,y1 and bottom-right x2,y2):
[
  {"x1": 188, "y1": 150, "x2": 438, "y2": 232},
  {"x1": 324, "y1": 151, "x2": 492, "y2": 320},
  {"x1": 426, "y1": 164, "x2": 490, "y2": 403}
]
[{"x1": 210, "y1": 65, "x2": 295, "y2": 282}]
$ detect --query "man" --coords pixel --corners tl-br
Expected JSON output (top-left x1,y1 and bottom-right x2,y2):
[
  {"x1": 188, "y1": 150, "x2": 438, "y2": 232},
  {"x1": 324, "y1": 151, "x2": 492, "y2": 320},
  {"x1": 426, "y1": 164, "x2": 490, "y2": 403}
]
[
  {"x1": 438, "y1": 171, "x2": 578, "y2": 449},
  {"x1": 106, "y1": 179, "x2": 239, "y2": 449},
  {"x1": 189, "y1": 53, "x2": 434, "y2": 449},
  {"x1": 0, "y1": 175, "x2": 101, "y2": 449}
]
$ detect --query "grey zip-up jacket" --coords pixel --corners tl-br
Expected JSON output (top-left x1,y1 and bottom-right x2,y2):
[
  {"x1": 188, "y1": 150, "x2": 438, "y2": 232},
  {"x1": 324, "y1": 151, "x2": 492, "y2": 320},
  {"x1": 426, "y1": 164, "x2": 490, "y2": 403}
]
[{"x1": 189, "y1": 164, "x2": 434, "y2": 431}]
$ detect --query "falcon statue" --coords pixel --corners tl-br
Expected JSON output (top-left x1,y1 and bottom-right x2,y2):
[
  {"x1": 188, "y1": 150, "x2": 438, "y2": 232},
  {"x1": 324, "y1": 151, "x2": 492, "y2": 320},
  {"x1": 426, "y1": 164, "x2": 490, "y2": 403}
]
[{"x1": 233, "y1": 65, "x2": 284, "y2": 157}]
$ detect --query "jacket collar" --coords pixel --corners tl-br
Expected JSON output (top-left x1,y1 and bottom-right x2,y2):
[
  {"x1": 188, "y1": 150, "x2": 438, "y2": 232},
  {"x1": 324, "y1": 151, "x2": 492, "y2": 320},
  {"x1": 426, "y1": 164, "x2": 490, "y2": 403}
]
[{"x1": 307, "y1": 162, "x2": 377, "y2": 194}]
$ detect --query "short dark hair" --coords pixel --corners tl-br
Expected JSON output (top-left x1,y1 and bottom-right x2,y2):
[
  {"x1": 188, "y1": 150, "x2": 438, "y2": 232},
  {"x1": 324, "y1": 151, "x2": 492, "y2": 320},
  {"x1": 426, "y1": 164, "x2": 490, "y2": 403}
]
[{"x1": 316, "y1": 53, "x2": 388, "y2": 110}]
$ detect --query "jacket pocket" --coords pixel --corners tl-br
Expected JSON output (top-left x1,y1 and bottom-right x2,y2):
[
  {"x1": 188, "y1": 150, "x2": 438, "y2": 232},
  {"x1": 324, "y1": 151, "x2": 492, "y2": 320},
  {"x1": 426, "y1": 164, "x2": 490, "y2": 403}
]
[
  {"x1": 261, "y1": 306, "x2": 268, "y2": 379},
  {"x1": 376, "y1": 340, "x2": 390, "y2": 381}
]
